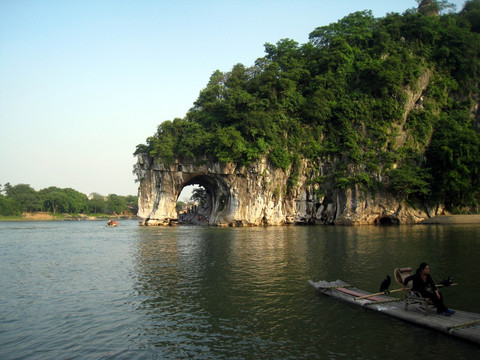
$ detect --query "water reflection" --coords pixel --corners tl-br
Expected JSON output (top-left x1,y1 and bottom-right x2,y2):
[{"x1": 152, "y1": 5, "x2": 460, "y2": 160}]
[
  {"x1": 2, "y1": 221, "x2": 478, "y2": 359},
  {"x1": 131, "y1": 224, "x2": 480, "y2": 358},
  {"x1": 132, "y1": 227, "x2": 318, "y2": 357}
]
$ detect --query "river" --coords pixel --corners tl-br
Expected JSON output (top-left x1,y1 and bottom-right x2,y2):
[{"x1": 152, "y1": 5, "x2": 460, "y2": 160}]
[{"x1": 1, "y1": 221, "x2": 479, "y2": 359}]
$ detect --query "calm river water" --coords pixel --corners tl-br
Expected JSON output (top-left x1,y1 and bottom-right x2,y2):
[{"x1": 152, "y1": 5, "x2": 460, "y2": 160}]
[{"x1": 1, "y1": 220, "x2": 479, "y2": 359}]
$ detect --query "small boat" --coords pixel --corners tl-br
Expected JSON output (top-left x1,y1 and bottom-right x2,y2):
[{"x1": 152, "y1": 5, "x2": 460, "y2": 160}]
[
  {"x1": 309, "y1": 279, "x2": 480, "y2": 345},
  {"x1": 107, "y1": 220, "x2": 118, "y2": 227}
]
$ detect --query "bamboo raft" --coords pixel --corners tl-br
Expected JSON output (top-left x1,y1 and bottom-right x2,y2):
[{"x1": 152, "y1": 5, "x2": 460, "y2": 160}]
[{"x1": 309, "y1": 279, "x2": 480, "y2": 345}]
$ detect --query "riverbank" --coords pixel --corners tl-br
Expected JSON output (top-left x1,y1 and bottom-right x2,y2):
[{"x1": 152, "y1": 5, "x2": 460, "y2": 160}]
[
  {"x1": 0, "y1": 212, "x2": 137, "y2": 222},
  {"x1": 421, "y1": 214, "x2": 480, "y2": 224},
  {"x1": 2, "y1": 213, "x2": 479, "y2": 224}
]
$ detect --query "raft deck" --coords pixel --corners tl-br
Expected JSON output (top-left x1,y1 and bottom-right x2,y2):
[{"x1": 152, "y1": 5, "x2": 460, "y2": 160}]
[{"x1": 309, "y1": 279, "x2": 480, "y2": 345}]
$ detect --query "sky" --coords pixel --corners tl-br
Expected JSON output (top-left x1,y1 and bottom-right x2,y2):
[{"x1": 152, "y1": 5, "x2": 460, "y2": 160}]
[{"x1": 0, "y1": 0, "x2": 468, "y2": 197}]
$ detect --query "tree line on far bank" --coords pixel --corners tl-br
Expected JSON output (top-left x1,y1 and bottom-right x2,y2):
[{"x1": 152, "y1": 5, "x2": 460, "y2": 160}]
[{"x1": 0, "y1": 183, "x2": 138, "y2": 217}]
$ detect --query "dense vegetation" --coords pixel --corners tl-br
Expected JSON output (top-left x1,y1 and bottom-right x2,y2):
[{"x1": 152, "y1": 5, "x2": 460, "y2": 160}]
[
  {"x1": 0, "y1": 183, "x2": 138, "y2": 217},
  {"x1": 135, "y1": 1, "x2": 480, "y2": 212}
]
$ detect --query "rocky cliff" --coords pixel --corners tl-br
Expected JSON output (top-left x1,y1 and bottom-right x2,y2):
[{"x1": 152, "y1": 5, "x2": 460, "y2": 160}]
[
  {"x1": 134, "y1": 64, "x2": 446, "y2": 226},
  {"x1": 134, "y1": 152, "x2": 442, "y2": 226}
]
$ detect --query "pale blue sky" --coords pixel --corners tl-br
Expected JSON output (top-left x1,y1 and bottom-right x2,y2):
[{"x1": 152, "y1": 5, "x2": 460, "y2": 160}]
[{"x1": 0, "y1": 0, "x2": 467, "y2": 196}]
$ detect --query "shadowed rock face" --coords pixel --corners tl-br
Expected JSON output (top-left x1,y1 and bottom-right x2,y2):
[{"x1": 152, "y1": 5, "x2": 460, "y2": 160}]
[
  {"x1": 134, "y1": 153, "x2": 442, "y2": 226},
  {"x1": 418, "y1": 0, "x2": 439, "y2": 17}
]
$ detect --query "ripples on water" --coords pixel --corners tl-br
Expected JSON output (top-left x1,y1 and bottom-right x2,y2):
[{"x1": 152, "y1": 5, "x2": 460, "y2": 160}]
[{"x1": 0, "y1": 221, "x2": 479, "y2": 359}]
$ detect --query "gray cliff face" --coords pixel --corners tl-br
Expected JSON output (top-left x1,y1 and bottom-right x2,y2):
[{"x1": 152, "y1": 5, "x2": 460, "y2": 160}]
[{"x1": 134, "y1": 154, "x2": 442, "y2": 226}]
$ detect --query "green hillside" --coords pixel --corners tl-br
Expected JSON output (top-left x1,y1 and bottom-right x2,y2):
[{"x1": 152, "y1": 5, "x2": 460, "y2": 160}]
[{"x1": 135, "y1": 1, "x2": 480, "y2": 213}]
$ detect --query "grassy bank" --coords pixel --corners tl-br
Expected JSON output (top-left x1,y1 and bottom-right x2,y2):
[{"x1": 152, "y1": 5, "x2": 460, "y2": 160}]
[{"x1": 0, "y1": 212, "x2": 136, "y2": 222}]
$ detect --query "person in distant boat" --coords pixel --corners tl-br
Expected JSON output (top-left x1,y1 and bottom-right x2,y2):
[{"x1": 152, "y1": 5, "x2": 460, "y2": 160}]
[{"x1": 402, "y1": 262, "x2": 455, "y2": 316}]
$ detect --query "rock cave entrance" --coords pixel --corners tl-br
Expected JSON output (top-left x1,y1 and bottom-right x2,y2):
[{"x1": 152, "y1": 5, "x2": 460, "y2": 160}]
[
  {"x1": 374, "y1": 216, "x2": 400, "y2": 225},
  {"x1": 177, "y1": 174, "x2": 231, "y2": 225}
]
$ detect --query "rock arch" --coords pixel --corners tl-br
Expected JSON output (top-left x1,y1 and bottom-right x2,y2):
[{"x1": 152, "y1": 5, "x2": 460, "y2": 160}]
[
  {"x1": 134, "y1": 154, "x2": 439, "y2": 226},
  {"x1": 135, "y1": 155, "x2": 243, "y2": 226}
]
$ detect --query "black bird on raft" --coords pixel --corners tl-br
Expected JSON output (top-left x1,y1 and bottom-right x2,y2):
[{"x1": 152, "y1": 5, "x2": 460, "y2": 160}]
[
  {"x1": 439, "y1": 276, "x2": 454, "y2": 287},
  {"x1": 380, "y1": 275, "x2": 391, "y2": 294}
]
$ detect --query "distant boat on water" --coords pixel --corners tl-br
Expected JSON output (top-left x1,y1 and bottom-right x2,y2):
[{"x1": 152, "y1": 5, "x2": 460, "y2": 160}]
[{"x1": 107, "y1": 220, "x2": 118, "y2": 227}]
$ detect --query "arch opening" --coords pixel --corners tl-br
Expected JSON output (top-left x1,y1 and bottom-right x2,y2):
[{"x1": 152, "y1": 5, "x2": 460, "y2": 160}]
[
  {"x1": 176, "y1": 174, "x2": 230, "y2": 225},
  {"x1": 177, "y1": 184, "x2": 209, "y2": 225},
  {"x1": 178, "y1": 184, "x2": 201, "y2": 202}
]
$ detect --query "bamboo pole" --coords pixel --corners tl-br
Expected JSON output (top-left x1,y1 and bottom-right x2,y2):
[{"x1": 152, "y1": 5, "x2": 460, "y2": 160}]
[
  {"x1": 354, "y1": 283, "x2": 457, "y2": 301},
  {"x1": 354, "y1": 288, "x2": 405, "y2": 300}
]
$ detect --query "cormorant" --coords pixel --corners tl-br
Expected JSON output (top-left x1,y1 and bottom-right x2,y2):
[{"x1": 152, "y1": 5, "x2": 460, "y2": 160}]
[
  {"x1": 380, "y1": 275, "x2": 391, "y2": 293},
  {"x1": 439, "y1": 276, "x2": 453, "y2": 287}
]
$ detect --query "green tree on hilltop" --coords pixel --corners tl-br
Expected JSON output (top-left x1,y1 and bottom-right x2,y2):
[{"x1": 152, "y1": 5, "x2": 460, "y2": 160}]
[
  {"x1": 417, "y1": 0, "x2": 456, "y2": 15},
  {"x1": 135, "y1": 1, "x2": 480, "y2": 213}
]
